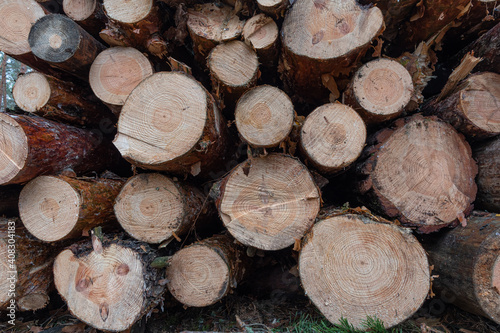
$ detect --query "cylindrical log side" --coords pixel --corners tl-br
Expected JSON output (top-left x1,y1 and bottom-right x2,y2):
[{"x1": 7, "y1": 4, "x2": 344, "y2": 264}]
[
  {"x1": 13, "y1": 72, "x2": 115, "y2": 127},
  {"x1": 257, "y1": 0, "x2": 288, "y2": 19},
  {"x1": 474, "y1": 137, "x2": 500, "y2": 213},
  {"x1": 29, "y1": 14, "x2": 106, "y2": 81},
  {"x1": 0, "y1": 113, "x2": 119, "y2": 185},
  {"x1": 423, "y1": 211, "x2": 500, "y2": 324},
  {"x1": 355, "y1": 114, "x2": 478, "y2": 233},
  {"x1": 0, "y1": 218, "x2": 57, "y2": 311},
  {"x1": 0, "y1": 185, "x2": 21, "y2": 216},
  {"x1": 242, "y1": 14, "x2": 279, "y2": 69},
  {"x1": 166, "y1": 234, "x2": 248, "y2": 307},
  {"x1": 19, "y1": 175, "x2": 124, "y2": 242},
  {"x1": 53, "y1": 234, "x2": 165, "y2": 331},
  {"x1": 63, "y1": 0, "x2": 107, "y2": 39}
]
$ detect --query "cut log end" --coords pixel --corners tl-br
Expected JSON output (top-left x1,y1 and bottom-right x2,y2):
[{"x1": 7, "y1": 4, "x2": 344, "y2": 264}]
[
  {"x1": 219, "y1": 154, "x2": 320, "y2": 251},
  {"x1": 12, "y1": 72, "x2": 51, "y2": 112},
  {"x1": 28, "y1": 14, "x2": 82, "y2": 63},
  {"x1": 103, "y1": 0, "x2": 152, "y2": 24},
  {"x1": 0, "y1": 113, "x2": 28, "y2": 185},
  {"x1": 166, "y1": 245, "x2": 229, "y2": 307},
  {"x1": 235, "y1": 85, "x2": 294, "y2": 148},
  {"x1": 18, "y1": 293, "x2": 50, "y2": 311},
  {"x1": 114, "y1": 173, "x2": 185, "y2": 244},
  {"x1": 89, "y1": 47, "x2": 154, "y2": 106},
  {"x1": 0, "y1": 0, "x2": 45, "y2": 55},
  {"x1": 63, "y1": 0, "x2": 97, "y2": 21},
  {"x1": 301, "y1": 103, "x2": 366, "y2": 174},
  {"x1": 19, "y1": 176, "x2": 80, "y2": 242},
  {"x1": 242, "y1": 14, "x2": 278, "y2": 51},
  {"x1": 300, "y1": 214, "x2": 430, "y2": 329},
  {"x1": 54, "y1": 245, "x2": 146, "y2": 331}
]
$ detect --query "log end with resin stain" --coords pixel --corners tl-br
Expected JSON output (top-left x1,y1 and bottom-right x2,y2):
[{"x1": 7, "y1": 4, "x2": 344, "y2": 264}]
[
  {"x1": 300, "y1": 103, "x2": 366, "y2": 175},
  {"x1": 235, "y1": 85, "x2": 294, "y2": 148},
  {"x1": 216, "y1": 154, "x2": 321, "y2": 251},
  {"x1": 300, "y1": 213, "x2": 430, "y2": 329}
]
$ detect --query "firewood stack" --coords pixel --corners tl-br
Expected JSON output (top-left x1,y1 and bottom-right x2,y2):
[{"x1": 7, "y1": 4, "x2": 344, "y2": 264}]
[{"x1": 0, "y1": 0, "x2": 499, "y2": 330}]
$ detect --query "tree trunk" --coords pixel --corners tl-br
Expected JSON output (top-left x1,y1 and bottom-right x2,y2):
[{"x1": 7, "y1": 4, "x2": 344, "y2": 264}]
[
  {"x1": 343, "y1": 58, "x2": 414, "y2": 125},
  {"x1": 355, "y1": 114, "x2": 477, "y2": 233},
  {"x1": 423, "y1": 211, "x2": 500, "y2": 324},
  {"x1": 166, "y1": 234, "x2": 248, "y2": 307},
  {"x1": 28, "y1": 14, "x2": 106, "y2": 81},
  {"x1": 53, "y1": 234, "x2": 165, "y2": 331},
  {"x1": 257, "y1": 0, "x2": 288, "y2": 19},
  {"x1": 215, "y1": 153, "x2": 321, "y2": 251},
  {"x1": 100, "y1": 0, "x2": 168, "y2": 58},
  {"x1": 63, "y1": 0, "x2": 107, "y2": 39},
  {"x1": 463, "y1": 22, "x2": 500, "y2": 74},
  {"x1": 19, "y1": 175, "x2": 124, "y2": 242},
  {"x1": 13, "y1": 72, "x2": 115, "y2": 127},
  {"x1": 474, "y1": 137, "x2": 500, "y2": 213},
  {"x1": 89, "y1": 46, "x2": 154, "y2": 113},
  {"x1": 235, "y1": 85, "x2": 294, "y2": 148},
  {"x1": 280, "y1": 0, "x2": 383, "y2": 103},
  {"x1": 300, "y1": 103, "x2": 366, "y2": 175},
  {"x1": 0, "y1": 185, "x2": 21, "y2": 216},
  {"x1": 114, "y1": 173, "x2": 212, "y2": 244},
  {"x1": 0, "y1": 218, "x2": 57, "y2": 311},
  {"x1": 242, "y1": 14, "x2": 279, "y2": 69},
  {"x1": 299, "y1": 210, "x2": 430, "y2": 329},
  {"x1": 422, "y1": 72, "x2": 500, "y2": 141},
  {"x1": 208, "y1": 40, "x2": 259, "y2": 110},
  {"x1": 113, "y1": 71, "x2": 230, "y2": 178},
  {"x1": 0, "y1": 113, "x2": 119, "y2": 185},
  {"x1": 186, "y1": 3, "x2": 245, "y2": 65}
]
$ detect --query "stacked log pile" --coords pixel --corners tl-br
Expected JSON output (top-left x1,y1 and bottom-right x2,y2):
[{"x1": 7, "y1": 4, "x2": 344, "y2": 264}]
[{"x1": 0, "y1": 0, "x2": 499, "y2": 330}]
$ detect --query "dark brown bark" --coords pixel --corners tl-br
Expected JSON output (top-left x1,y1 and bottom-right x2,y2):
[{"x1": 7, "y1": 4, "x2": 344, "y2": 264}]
[
  {"x1": 474, "y1": 137, "x2": 500, "y2": 213},
  {"x1": 457, "y1": 22, "x2": 500, "y2": 74}
]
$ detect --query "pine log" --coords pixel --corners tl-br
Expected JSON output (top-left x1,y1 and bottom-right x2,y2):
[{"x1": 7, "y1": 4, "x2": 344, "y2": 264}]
[
  {"x1": 113, "y1": 71, "x2": 229, "y2": 177},
  {"x1": 0, "y1": 218, "x2": 56, "y2": 311},
  {"x1": 28, "y1": 14, "x2": 106, "y2": 81},
  {"x1": 257, "y1": 0, "x2": 288, "y2": 19},
  {"x1": 0, "y1": 113, "x2": 118, "y2": 185},
  {"x1": 166, "y1": 234, "x2": 248, "y2": 307},
  {"x1": 63, "y1": 0, "x2": 106, "y2": 39},
  {"x1": 13, "y1": 72, "x2": 115, "y2": 127},
  {"x1": 187, "y1": 3, "x2": 245, "y2": 65},
  {"x1": 423, "y1": 211, "x2": 500, "y2": 324},
  {"x1": 114, "y1": 173, "x2": 211, "y2": 244},
  {"x1": 344, "y1": 58, "x2": 414, "y2": 125},
  {"x1": 355, "y1": 114, "x2": 477, "y2": 233},
  {"x1": 100, "y1": 0, "x2": 168, "y2": 58},
  {"x1": 0, "y1": 185, "x2": 21, "y2": 216},
  {"x1": 280, "y1": 0, "x2": 383, "y2": 103},
  {"x1": 235, "y1": 85, "x2": 294, "y2": 148},
  {"x1": 19, "y1": 175, "x2": 123, "y2": 242},
  {"x1": 300, "y1": 103, "x2": 366, "y2": 175},
  {"x1": 299, "y1": 212, "x2": 430, "y2": 329},
  {"x1": 474, "y1": 137, "x2": 500, "y2": 213},
  {"x1": 215, "y1": 153, "x2": 321, "y2": 251},
  {"x1": 422, "y1": 72, "x2": 500, "y2": 141},
  {"x1": 53, "y1": 234, "x2": 165, "y2": 331},
  {"x1": 242, "y1": 14, "x2": 279, "y2": 69},
  {"x1": 89, "y1": 47, "x2": 154, "y2": 112},
  {"x1": 208, "y1": 40, "x2": 259, "y2": 110}
]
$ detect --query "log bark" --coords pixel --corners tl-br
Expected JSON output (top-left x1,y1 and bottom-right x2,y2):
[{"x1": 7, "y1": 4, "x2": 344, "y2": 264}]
[
  {"x1": 422, "y1": 72, "x2": 500, "y2": 141},
  {"x1": 19, "y1": 175, "x2": 124, "y2": 242},
  {"x1": 208, "y1": 40, "x2": 259, "y2": 110},
  {"x1": 242, "y1": 14, "x2": 279, "y2": 69},
  {"x1": 463, "y1": 22, "x2": 500, "y2": 74},
  {"x1": 215, "y1": 153, "x2": 321, "y2": 251},
  {"x1": 235, "y1": 85, "x2": 294, "y2": 148},
  {"x1": 63, "y1": 0, "x2": 107, "y2": 39},
  {"x1": 280, "y1": 0, "x2": 383, "y2": 103},
  {"x1": 187, "y1": 3, "x2": 245, "y2": 65},
  {"x1": 89, "y1": 46, "x2": 154, "y2": 112},
  {"x1": 423, "y1": 211, "x2": 500, "y2": 324},
  {"x1": 0, "y1": 113, "x2": 118, "y2": 185},
  {"x1": 0, "y1": 218, "x2": 57, "y2": 311},
  {"x1": 114, "y1": 173, "x2": 212, "y2": 244},
  {"x1": 0, "y1": 185, "x2": 21, "y2": 216},
  {"x1": 100, "y1": 0, "x2": 168, "y2": 58},
  {"x1": 299, "y1": 211, "x2": 430, "y2": 329},
  {"x1": 355, "y1": 114, "x2": 477, "y2": 233},
  {"x1": 113, "y1": 72, "x2": 229, "y2": 178},
  {"x1": 344, "y1": 58, "x2": 414, "y2": 125},
  {"x1": 166, "y1": 234, "x2": 248, "y2": 307},
  {"x1": 257, "y1": 0, "x2": 288, "y2": 19},
  {"x1": 53, "y1": 234, "x2": 165, "y2": 331},
  {"x1": 300, "y1": 103, "x2": 366, "y2": 175},
  {"x1": 474, "y1": 137, "x2": 500, "y2": 213},
  {"x1": 13, "y1": 72, "x2": 115, "y2": 127}
]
